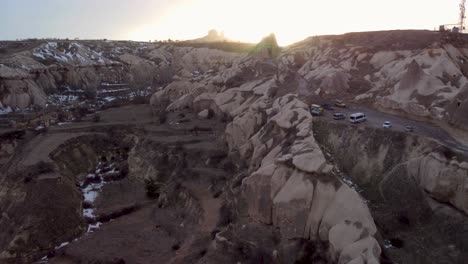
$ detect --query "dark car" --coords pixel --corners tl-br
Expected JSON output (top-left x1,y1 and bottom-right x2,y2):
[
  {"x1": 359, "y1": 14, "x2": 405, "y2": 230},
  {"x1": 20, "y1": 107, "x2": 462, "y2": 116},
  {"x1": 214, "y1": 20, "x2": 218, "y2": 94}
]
[
  {"x1": 321, "y1": 103, "x2": 334, "y2": 111},
  {"x1": 405, "y1": 125, "x2": 414, "y2": 132},
  {"x1": 311, "y1": 108, "x2": 323, "y2": 116},
  {"x1": 333, "y1": 113, "x2": 345, "y2": 120}
]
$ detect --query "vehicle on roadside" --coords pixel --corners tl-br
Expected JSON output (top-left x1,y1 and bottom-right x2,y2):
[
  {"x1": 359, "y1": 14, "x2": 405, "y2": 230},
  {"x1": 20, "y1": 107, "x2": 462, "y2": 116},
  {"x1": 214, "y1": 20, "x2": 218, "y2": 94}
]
[
  {"x1": 333, "y1": 113, "x2": 345, "y2": 120},
  {"x1": 321, "y1": 103, "x2": 334, "y2": 111},
  {"x1": 310, "y1": 104, "x2": 323, "y2": 111},
  {"x1": 349, "y1": 112, "x2": 367, "y2": 124},
  {"x1": 405, "y1": 125, "x2": 414, "y2": 132},
  {"x1": 382, "y1": 121, "x2": 392, "y2": 128},
  {"x1": 334, "y1": 99, "x2": 346, "y2": 108},
  {"x1": 310, "y1": 104, "x2": 324, "y2": 116},
  {"x1": 311, "y1": 108, "x2": 323, "y2": 116}
]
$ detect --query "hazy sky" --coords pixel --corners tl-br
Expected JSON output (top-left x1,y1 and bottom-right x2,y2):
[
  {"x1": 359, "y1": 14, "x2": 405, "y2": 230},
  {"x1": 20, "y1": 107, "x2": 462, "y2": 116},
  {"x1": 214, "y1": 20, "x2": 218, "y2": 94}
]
[{"x1": 0, "y1": 0, "x2": 461, "y2": 45}]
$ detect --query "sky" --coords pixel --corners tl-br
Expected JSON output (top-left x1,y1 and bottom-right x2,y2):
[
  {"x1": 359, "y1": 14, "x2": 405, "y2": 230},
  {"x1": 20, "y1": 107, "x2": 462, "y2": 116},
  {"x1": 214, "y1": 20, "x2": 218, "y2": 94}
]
[{"x1": 0, "y1": 0, "x2": 461, "y2": 45}]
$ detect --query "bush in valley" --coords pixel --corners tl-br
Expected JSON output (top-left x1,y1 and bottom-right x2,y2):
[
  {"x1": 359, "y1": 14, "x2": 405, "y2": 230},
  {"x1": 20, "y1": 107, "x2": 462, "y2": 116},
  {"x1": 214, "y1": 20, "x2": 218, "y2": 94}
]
[
  {"x1": 119, "y1": 163, "x2": 129, "y2": 177},
  {"x1": 220, "y1": 113, "x2": 233, "y2": 123},
  {"x1": 31, "y1": 161, "x2": 54, "y2": 176},
  {"x1": 158, "y1": 110, "x2": 167, "y2": 124},
  {"x1": 131, "y1": 95, "x2": 147, "y2": 105},
  {"x1": 84, "y1": 89, "x2": 97, "y2": 100},
  {"x1": 213, "y1": 190, "x2": 222, "y2": 198},
  {"x1": 217, "y1": 203, "x2": 234, "y2": 227},
  {"x1": 144, "y1": 177, "x2": 162, "y2": 198},
  {"x1": 248, "y1": 246, "x2": 274, "y2": 264},
  {"x1": 222, "y1": 160, "x2": 236, "y2": 172},
  {"x1": 171, "y1": 243, "x2": 181, "y2": 251},
  {"x1": 57, "y1": 111, "x2": 67, "y2": 122},
  {"x1": 207, "y1": 109, "x2": 215, "y2": 119},
  {"x1": 72, "y1": 107, "x2": 88, "y2": 121},
  {"x1": 199, "y1": 249, "x2": 207, "y2": 257},
  {"x1": 92, "y1": 114, "x2": 101, "y2": 122},
  {"x1": 22, "y1": 161, "x2": 54, "y2": 183},
  {"x1": 293, "y1": 239, "x2": 329, "y2": 264}
]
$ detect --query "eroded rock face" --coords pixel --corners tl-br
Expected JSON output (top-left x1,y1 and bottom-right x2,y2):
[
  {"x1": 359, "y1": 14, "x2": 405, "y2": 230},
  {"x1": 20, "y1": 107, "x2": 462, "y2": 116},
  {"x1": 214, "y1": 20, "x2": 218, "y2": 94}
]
[
  {"x1": 278, "y1": 30, "x2": 468, "y2": 131},
  {"x1": 447, "y1": 83, "x2": 468, "y2": 131},
  {"x1": 0, "y1": 133, "x2": 132, "y2": 263},
  {"x1": 152, "y1": 61, "x2": 382, "y2": 263},
  {"x1": 236, "y1": 96, "x2": 379, "y2": 263},
  {"x1": 0, "y1": 40, "x2": 243, "y2": 109},
  {"x1": 408, "y1": 152, "x2": 468, "y2": 214},
  {"x1": 312, "y1": 119, "x2": 468, "y2": 262}
]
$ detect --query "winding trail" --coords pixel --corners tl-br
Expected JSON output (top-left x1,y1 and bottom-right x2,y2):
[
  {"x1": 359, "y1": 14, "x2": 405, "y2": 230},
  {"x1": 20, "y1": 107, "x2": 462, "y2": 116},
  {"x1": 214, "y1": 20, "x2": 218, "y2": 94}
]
[{"x1": 168, "y1": 181, "x2": 221, "y2": 264}]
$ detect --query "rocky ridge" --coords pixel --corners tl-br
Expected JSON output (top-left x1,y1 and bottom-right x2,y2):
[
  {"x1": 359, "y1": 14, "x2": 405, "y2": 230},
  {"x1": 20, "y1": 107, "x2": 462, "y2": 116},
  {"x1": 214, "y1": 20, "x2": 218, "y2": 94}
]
[
  {"x1": 278, "y1": 30, "x2": 468, "y2": 131},
  {"x1": 0, "y1": 40, "x2": 244, "y2": 109},
  {"x1": 150, "y1": 37, "x2": 382, "y2": 263}
]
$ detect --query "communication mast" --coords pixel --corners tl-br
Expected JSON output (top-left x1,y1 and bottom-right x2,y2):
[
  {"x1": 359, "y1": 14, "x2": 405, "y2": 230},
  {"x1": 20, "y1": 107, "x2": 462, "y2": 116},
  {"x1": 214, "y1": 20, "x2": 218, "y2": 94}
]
[
  {"x1": 460, "y1": 0, "x2": 466, "y2": 33},
  {"x1": 439, "y1": 0, "x2": 466, "y2": 33}
]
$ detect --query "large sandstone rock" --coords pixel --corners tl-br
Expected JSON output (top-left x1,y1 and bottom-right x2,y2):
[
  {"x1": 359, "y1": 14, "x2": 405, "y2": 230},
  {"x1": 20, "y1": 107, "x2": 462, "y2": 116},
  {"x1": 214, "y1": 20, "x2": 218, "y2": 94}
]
[
  {"x1": 408, "y1": 151, "x2": 468, "y2": 214},
  {"x1": 235, "y1": 93, "x2": 380, "y2": 262}
]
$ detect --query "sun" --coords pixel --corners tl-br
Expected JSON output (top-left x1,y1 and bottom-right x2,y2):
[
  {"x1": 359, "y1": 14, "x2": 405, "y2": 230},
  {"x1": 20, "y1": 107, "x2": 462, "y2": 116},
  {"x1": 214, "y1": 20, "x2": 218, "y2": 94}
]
[
  {"x1": 128, "y1": 0, "x2": 324, "y2": 45},
  {"x1": 127, "y1": 0, "x2": 453, "y2": 46}
]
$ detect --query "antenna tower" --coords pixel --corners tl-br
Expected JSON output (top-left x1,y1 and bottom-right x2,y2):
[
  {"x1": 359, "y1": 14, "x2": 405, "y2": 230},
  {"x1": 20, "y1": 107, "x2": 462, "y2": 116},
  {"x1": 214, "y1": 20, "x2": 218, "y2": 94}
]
[{"x1": 460, "y1": 0, "x2": 466, "y2": 32}]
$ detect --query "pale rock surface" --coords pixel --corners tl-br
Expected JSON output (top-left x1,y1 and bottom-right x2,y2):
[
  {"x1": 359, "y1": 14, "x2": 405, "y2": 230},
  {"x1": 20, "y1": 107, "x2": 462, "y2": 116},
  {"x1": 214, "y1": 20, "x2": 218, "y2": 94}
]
[
  {"x1": 166, "y1": 94, "x2": 194, "y2": 111},
  {"x1": 408, "y1": 151, "x2": 468, "y2": 214},
  {"x1": 197, "y1": 109, "x2": 209, "y2": 119}
]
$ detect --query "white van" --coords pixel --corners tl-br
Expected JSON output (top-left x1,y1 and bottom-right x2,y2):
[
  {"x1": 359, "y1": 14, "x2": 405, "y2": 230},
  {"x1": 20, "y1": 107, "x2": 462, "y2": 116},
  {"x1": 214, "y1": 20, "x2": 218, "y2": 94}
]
[{"x1": 349, "y1": 113, "x2": 367, "y2": 124}]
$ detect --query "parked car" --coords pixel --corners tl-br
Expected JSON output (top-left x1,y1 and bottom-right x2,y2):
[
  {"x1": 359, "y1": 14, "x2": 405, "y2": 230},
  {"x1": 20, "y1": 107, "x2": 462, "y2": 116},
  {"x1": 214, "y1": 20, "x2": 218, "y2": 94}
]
[
  {"x1": 334, "y1": 100, "x2": 346, "y2": 108},
  {"x1": 405, "y1": 125, "x2": 414, "y2": 132},
  {"x1": 382, "y1": 121, "x2": 392, "y2": 128},
  {"x1": 333, "y1": 113, "x2": 345, "y2": 120},
  {"x1": 349, "y1": 113, "x2": 367, "y2": 124},
  {"x1": 310, "y1": 104, "x2": 323, "y2": 111},
  {"x1": 311, "y1": 108, "x2": 323, "y2": 116},
  {"x1": 321, "y1": 103, "x2": 334, "y2": 111}
]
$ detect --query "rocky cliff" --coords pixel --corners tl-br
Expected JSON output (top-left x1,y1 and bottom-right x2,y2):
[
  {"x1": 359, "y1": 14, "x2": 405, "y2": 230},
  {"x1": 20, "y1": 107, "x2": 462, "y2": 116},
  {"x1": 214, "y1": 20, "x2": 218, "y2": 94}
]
[
  {"x1": 148, "y1": 30, "x2": 468, "y2": 263},
  {"x1": 2, "y1": 30, "x2": 468, "y2": 263},
  {"x1": 150, "y1": 35, "x2": 382, "y2": 263},
  {"x1": 278, "y1": 30, "x2": 468, "y2": 131},
  {"x1": 313, "y1": 119, "x2": 468, "y2": 263},
  {"x1": 0, "y1": 40, "x2": 244, "y2": 109}
]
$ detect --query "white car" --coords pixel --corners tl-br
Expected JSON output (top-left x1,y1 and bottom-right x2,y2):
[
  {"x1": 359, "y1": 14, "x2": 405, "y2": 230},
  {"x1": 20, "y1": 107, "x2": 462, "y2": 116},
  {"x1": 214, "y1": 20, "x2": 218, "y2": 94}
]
[
  {"x1": 382, "y1": 121, "x2": 392, "y2": 128},
  {"x1": 349, "y1": 113, "x2": 367, "y2": 124}
]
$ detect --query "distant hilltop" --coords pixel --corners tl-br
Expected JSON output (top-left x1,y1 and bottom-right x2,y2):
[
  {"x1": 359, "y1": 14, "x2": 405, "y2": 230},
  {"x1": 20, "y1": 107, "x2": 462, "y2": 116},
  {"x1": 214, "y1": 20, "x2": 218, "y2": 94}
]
[{"x1": 189, "y1": 29, "x2": 229, "y2": 43}]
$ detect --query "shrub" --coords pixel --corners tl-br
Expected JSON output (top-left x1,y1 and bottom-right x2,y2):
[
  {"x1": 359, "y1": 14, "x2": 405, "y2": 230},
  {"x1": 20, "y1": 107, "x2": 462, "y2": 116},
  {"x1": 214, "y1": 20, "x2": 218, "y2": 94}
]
[
  {"x1": 171, "y1": 243, "x2": 181, "y2": 251},
  {"x1": 207, "y1": 109, "x2": 215, "y2": 119},
  {"x1": 92, "y1": 114, "x2": 101, "y2": 122},
  {"x1": 158, "y1": 111, "x2": 167, "y2": 124},
  {"x1": 35, "y1": 161, "x2": 54, "y2": 175},
  {"x1": 57, "y1": 112, "x2": 67, "y2": 122},
  {"x1": 144, "y1": 177, "x2": 161, "y2": 198},
  {"x1": 217, "y1": 203, "x2": 233, "y2": 227}
]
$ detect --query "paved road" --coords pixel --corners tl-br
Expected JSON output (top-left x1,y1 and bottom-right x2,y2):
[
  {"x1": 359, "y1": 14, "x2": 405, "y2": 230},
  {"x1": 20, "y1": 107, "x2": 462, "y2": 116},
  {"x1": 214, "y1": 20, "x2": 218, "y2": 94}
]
[{"x1": 318, "y1": 104, "x2": 468, "y2": 153}]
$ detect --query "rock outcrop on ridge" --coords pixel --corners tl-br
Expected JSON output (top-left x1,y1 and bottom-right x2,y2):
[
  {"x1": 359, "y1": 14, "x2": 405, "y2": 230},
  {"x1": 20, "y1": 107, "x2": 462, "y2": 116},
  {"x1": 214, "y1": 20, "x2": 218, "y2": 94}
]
[
  {"x1": 278, "y1": 30, "x2": 468, "y2": 131},
  {"x1": 150, "y1": 34, "x2": 382, "y2": 263},
  {"x1": 0, "y1": 40, "x2": 244, "y2": 109}
]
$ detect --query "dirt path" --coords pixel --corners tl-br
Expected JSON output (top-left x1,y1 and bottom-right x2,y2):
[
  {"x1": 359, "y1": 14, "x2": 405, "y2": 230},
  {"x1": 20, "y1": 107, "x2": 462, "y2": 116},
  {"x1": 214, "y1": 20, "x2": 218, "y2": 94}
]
[{"x1": 168, "y1": 182, "x2": 221, "y2": 264}]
